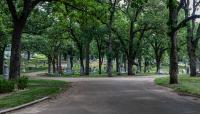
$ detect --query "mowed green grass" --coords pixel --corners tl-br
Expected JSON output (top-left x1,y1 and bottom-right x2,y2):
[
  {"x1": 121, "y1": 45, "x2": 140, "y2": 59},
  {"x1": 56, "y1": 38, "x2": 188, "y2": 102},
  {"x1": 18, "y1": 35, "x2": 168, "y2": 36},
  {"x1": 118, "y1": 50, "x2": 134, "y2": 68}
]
[
  {"x1": 0, "y1": 80, "x2": 69, "y2": 109},
  {"x1": 155, "y1": 76, "x2": 200, "y2": 96}
]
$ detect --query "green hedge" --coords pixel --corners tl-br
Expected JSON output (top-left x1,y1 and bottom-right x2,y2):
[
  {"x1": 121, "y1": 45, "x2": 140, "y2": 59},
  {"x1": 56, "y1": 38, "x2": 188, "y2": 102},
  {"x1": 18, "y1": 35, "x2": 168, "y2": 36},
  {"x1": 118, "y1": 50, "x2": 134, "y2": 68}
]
[
  {"x1": 0, "y1": 79, "x2": 15, "y2": 93},
  {"x1": 17, "y1": 76, "x2": 29, "y2": 90},
  {"x1": 0, "y1": 75, "x2": 4, "y2": 80},
  {"x1": 0, "y1": 76, "x2": 29, "y2": 93}
]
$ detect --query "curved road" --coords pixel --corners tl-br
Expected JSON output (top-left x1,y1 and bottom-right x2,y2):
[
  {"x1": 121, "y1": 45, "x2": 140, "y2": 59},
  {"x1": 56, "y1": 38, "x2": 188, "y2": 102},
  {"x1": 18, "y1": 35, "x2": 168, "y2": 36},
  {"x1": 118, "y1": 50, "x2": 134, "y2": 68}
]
[{"x1": 11, "y1": 76, "x2": 200, "y2": 114}]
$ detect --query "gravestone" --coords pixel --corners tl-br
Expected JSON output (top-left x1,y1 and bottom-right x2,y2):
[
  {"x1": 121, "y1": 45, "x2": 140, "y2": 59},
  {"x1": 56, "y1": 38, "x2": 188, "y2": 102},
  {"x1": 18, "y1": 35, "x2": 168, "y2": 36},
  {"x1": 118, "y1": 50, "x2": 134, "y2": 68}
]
[
  {"x1": 120, "y1": 65, "x2": 126, "y2": 73},
  {"x1": 3, "y1": 64, "x2": 9, "y2": 80},
  {"x1": 64, "y1": 55, "x2": 72, "y2": 75}
]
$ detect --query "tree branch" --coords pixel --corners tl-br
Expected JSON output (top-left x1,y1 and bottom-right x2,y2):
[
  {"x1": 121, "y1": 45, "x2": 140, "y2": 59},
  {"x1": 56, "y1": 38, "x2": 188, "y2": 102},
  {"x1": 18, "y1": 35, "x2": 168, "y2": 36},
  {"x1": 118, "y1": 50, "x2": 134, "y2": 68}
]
[
  {"x1": 194, "y1": 23, "x2": 200, "y2": 43},
  {"x1": 6, "y1": 0, "x2": 18, "y2": 22},
  {"x1": 111, "y1": 27, "x2": 128, "y2": 55},
  {"x1": 177, "y1": 0, "x2": 185, "y2": 12},
  {"x1": 176, "y1": 15, "x2": 200, "y2": 31}
]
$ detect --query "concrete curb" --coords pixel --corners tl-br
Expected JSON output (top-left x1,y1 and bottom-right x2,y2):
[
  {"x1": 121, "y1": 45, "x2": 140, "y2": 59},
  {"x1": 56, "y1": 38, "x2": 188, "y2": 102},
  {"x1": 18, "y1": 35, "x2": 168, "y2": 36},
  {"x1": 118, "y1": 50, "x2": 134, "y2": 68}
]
[
  {"x1": 178, "y1": 92, "x2": 200, "y2": 98},
  {"x1": 0, "y1": 97, "x2": 49, "y2": 114}
]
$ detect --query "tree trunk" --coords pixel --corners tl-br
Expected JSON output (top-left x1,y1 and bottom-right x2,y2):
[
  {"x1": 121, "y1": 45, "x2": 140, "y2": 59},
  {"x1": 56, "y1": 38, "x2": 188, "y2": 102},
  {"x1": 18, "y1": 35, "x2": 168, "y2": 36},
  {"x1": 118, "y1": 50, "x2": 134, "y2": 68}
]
[
  {"x1": 168, "y1": 1, "x2": 178, "y2": 84},
  {"x1": 9, "y1": 22, "x2": 24, "y2": 79},
  {"x1": 107, "y1": 33, "x2": 113, "y2": 77},
  {"x1": 63, "y1": 53, "x2": 67, "y2": 61},
  {"x1": 198, "y1": 59, "x2": 200, "y2": 72},
  {"x1": 128, "y1": 20, "x2": 134, "y2": 75},
  {"x1": 107, "y1": 3, "x2": 116, "y2": 77},
  {"x1": 169, "y1": 31, "x2": 178, "y2": 84},
  {"x1": 0, "y1": 46, "x2": 6, "y2": 75},
  {"x1": 98, "y1": 51, "x2": 102, "y2": 74},
  {"x1": 96, "y1": 39, "x2": 103, "y2": 75},
  {"x1": 58, "y1": 53, "x2": 62, "y2": 75},
  {"x1": 27, "y1": 51, "x2": 30, "y2": 61},
  {"x1": 70, "y1": 55, "x2": 73, "y2": 69},
  {"x1": 156, "y1": 59, "x2": 161, "y2": 74},
  {"x1": 123, "y1": 54, "x2": 127, "y2": 72},
  {"x1": 138, "y1": 57, "x2": 142, "y2": 73},
  {"x1": 79, "y1": 47, "x2": 84, "y2": 76},
  {"x1": 186, "y1": 22, "x2": 197, "y2": 76},
  {"x1": 6, "y1": 0, "x2": 31, "y2": 79},
  {"x1": 188, "y1": 47, "x2": 197, "y2": 76},
  {"x1": 52, "y1": 57, "x2": 56, "y2": 74},
  {"x1": 0, "y1": 53, "x2": 4, "y2": 75},
  {"x1": 56, "y1": 55, "x2": 59, "y2": 74},
  {"x1": 185, "y1": 2, "x2": 197, "y2": 77},
  {"x1": 48, "y1": 56, "x2": 52, "y2": 74},
  {"x1": 155, "y1": 51, "x2": 162, "y2": 74},
  {"x1": 116, "y1": 56, "x2": 120, "y2": 74},
  {"x1": 85, "y1": 42, "x2": 90, "y2": 76},
  {"x1": 128, "y1": 57, "x2": 133, "y2": 75},
  {"x1": 144, "y1": 59, "x2": 148, "y2": 73}
]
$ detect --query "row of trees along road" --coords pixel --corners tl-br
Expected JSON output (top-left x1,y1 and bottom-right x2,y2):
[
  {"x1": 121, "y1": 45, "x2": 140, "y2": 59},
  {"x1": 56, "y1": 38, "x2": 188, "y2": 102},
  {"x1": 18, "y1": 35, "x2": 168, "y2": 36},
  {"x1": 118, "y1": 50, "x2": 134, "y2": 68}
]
[{"x1": 0, "y1": 0, "x2": 199, "y2": 84}]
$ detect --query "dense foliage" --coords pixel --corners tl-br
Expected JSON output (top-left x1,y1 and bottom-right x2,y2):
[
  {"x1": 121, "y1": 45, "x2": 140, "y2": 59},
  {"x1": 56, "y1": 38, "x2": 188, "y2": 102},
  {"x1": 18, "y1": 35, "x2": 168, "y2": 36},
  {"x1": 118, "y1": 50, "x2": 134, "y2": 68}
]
[
  {"x1": 0, "y1": 0, "x2": 199, "y2": 84},
  {"x1": 0, "y1": 77, "x2": 14, "y2": 93}
]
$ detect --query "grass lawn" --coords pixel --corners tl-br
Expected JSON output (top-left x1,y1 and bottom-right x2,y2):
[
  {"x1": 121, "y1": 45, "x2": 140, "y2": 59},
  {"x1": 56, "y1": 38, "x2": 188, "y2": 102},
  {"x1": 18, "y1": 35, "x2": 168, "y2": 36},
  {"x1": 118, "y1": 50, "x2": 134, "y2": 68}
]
[
  {"x1": 0, "y1": 79, "x2": 69, "y2": 109},
  {"x1": 155, "y1": 76, "x2": 200, "y2": 96}
]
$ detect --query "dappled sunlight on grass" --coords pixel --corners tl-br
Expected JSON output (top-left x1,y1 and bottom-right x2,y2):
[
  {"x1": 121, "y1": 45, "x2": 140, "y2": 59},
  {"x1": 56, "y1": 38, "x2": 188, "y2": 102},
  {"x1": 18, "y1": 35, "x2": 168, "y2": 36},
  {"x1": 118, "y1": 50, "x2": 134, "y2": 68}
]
[
  {"x1": 0, "y1": 80, "x2": 69, "y2": 109},
  {"x1": 155, "y1": 76, "x2": 200, "y2": 96}
]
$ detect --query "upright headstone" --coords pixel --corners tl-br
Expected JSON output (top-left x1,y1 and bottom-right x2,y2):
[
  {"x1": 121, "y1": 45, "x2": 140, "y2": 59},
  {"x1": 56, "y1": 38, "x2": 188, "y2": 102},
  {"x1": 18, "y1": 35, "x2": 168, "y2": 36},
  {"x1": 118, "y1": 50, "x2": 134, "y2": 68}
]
[
  {"x1": 3, "y1": 64, "x2": 9, "y2": 80},
  {"x1": 120, "y1": 65, "x2": 126, "y2": 73},
  {"x1": 65, "y1": 55, "x2": 72, "y2": 75}
]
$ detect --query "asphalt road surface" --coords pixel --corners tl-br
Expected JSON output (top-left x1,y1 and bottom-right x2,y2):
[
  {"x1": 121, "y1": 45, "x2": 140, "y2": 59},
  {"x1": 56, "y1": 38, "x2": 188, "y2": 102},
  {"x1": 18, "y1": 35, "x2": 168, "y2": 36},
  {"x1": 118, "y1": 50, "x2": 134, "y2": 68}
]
[{"x1": 11, "y1": 76, "x2": 200, "y2": 114}]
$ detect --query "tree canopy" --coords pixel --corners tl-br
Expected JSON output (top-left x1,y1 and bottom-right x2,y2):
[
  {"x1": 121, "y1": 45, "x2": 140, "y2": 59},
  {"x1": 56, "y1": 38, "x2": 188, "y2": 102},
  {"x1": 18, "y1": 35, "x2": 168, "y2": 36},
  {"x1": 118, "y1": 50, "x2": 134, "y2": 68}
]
[{"x1": 0, "y1": 0, "x2": 199, "y2": 84}]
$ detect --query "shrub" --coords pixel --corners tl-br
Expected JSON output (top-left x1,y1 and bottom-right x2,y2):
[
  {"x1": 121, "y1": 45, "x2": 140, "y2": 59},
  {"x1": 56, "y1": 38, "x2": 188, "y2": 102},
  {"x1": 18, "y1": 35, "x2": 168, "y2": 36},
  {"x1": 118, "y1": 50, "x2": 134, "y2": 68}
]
[
  {"x1": 132, "y1": 65, "x2": 137, "y2": 75},
  {"x1": 17, "y1": 76, "x2": 29, "y2": 90},
  {"x1": 0, "y1": 79, "x2": 15, "y2": 93},
  {"x1": 0, "y1": 75, "x2": 4, "y2": 80}
]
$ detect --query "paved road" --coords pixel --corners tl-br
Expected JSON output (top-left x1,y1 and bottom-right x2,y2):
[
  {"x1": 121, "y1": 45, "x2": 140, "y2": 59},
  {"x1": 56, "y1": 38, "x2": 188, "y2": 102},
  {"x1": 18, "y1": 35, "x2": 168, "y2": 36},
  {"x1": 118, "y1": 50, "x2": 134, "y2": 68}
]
[{"x1": 11, "y1": 76, "x2": 200, "y2": 114}]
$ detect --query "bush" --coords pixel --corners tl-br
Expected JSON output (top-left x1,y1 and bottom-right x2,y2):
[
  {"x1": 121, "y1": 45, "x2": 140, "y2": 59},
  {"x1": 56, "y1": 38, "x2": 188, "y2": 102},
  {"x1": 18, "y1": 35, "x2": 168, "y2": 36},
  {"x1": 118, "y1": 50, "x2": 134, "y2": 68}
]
[
  {"x1": 132, "y1": 65, "x2": 137, "y2": 75},
  {"x1": 0, "y1": 79, "x2": 15, "y2": 93},
  {"x1": 17, "y1": 76, "x2": 29, "y2": 90},
  {"x1": 0, "y1": 75, "x2": 4, "y2": 80}
]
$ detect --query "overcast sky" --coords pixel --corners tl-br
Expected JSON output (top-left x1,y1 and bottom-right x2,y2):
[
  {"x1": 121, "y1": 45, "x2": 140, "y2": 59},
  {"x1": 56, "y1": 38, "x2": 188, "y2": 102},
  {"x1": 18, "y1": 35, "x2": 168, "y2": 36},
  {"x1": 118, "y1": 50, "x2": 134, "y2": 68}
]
[{"x1": 188, "y1": 0, "x2": 200, "y2": 22}]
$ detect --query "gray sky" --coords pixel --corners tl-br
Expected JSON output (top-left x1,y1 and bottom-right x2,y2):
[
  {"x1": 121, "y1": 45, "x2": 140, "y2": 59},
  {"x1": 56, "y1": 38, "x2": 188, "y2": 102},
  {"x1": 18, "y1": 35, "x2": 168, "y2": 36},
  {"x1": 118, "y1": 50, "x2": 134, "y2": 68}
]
[{"x1": 189, "y1": 0, "x2": 200, "y2": 22}]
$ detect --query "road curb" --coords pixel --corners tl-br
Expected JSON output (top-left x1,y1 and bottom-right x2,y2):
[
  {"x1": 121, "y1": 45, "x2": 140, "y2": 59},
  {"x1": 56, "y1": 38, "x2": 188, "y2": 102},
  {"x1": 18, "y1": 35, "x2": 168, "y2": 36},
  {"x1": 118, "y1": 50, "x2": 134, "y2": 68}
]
[
  {"x1": 0, "y1": 97, "x2": 49, "y2": 114},
  {"x1": 178, "y1": 92, "x2": 200, "y2": 98}
]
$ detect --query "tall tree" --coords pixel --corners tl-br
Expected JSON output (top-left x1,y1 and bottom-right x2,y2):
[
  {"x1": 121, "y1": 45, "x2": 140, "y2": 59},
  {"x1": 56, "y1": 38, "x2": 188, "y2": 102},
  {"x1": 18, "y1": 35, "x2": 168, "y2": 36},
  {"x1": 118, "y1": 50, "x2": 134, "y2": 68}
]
[
  {"x1": 183, "y1": 0, "x2": 200, "y2": 77},
  {"x1": 67, "y1": 20, "x2": 85, "y2": 76},
  {"x1": 93, "y1": 26, "x2": 107, "y2": 74},
  {"x1": 5, "y1": 0, "x2": 55, "y2": 79},
  {"x1": 21, "y1": 3, "x2": 67, "y2": 75},
  {"x1": 167, "y1": 0, "x2": 200, "y2": 84},
  {"x1": 0, "y1": 1, "x2": 10, "y2": 75},
  {"x1": 148, "y1": 34, "x2": 168, "y2": 74},
  {"x1": 106, "y1": 0, "x2": 119, "y2": 77},
  {"x1": 120, "y1": 0, "x2": 155, "y2": 75}
]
